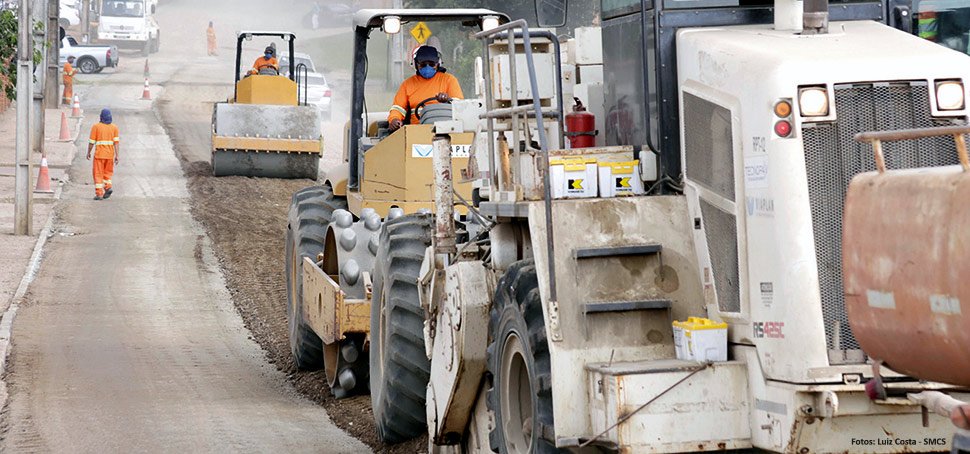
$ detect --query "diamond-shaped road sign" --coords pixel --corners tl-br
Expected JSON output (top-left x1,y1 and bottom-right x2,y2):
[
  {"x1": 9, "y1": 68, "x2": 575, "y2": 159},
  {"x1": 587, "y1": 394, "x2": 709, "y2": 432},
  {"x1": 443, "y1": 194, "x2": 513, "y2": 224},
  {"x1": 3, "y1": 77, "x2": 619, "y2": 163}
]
[{"x1": 410, "y1": 22, "x2": 432, "y2": 45}]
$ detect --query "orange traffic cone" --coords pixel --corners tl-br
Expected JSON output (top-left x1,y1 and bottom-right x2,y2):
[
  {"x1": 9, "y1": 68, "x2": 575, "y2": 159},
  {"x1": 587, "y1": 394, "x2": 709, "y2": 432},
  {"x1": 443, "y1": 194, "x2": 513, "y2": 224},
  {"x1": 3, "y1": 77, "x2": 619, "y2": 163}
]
[
  {"x1": 141, "y1": 78, "x2": 152, "y2": 100},
  {"x1": 144, "y1": 59, "x2": 150, "y2": 77},
  {"x1": 71, "y1": 95, "x2": 82, "y2": 118},
  {"x1": 58, "y1": 111, "x2": 71, "y2": 141},
  {"x1": 34, "y1": 158, "x2": 54, "y2": 194}
]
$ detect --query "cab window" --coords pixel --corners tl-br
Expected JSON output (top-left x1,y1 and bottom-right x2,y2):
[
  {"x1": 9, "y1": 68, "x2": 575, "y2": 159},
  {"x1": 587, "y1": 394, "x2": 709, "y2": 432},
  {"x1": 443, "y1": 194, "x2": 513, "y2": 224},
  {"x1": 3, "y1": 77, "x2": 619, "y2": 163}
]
[{"x1": 915, "y1": 0, "x2": 970, "y2": 55}]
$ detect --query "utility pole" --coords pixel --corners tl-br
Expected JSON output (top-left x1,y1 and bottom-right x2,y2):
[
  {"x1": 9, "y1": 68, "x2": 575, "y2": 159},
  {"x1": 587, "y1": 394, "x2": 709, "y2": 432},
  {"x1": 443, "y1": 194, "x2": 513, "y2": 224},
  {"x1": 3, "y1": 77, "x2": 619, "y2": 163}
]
[
  {"x1": 15, "y1": 0, "x2": 34, "y2": 235},
  {"x1": 81, "y1": 0, "x2": 90, "y2": 43},
  {"x1": 30, "y1": 0, "x2": 47, "y2": 155},
  {"x1": 44, "y1": 0, "x2": 59, "y2": 109}
]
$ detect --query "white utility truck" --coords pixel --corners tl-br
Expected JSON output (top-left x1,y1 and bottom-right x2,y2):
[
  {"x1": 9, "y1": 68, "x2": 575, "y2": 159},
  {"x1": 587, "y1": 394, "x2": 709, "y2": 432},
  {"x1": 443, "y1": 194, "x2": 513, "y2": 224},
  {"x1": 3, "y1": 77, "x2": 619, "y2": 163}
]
[{"x1": 96, "y1": 0, "x2": 159, "y2": 55}]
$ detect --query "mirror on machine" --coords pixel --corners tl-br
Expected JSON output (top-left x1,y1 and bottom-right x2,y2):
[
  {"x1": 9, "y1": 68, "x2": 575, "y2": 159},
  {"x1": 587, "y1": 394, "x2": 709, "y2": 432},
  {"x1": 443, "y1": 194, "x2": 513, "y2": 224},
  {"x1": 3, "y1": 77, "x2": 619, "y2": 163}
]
[{"x1": 536, "y1": 0, "x2": 567, "y2": 28}]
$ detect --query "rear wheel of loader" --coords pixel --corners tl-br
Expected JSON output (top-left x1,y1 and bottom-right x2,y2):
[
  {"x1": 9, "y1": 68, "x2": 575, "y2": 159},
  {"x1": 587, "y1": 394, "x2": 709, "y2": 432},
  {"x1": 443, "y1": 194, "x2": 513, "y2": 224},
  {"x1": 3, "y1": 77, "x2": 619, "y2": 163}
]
[
  {"x1": 487, "y1": 260, "x2": 559, "y2": 454},
  {"x1": 369, "y1": 213, "x2": 433, "y2": 443},
  {"x1": 285, "y1": 185, "x2": 347, "y2": 369}
]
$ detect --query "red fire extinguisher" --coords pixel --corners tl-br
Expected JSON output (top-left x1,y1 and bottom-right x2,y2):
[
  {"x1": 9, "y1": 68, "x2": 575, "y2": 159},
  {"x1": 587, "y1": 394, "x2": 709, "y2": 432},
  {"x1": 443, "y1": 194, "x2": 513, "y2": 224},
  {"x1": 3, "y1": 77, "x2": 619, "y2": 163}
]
[{"x1": 565, "y1": 97, "x2": 597, "y2": 149}]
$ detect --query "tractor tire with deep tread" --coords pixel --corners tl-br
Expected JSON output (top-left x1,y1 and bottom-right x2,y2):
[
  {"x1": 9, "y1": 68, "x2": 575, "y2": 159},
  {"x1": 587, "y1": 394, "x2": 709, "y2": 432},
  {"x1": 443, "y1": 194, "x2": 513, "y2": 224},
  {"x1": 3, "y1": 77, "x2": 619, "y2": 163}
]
[
  {"x1": 285, "y1": 185, "x2": 347, "y2": 370},
  {"x1": 487, "y1": 260, "x2": 561, "y2": 454},
  {"x1": 369, "y1": 213, "x2": 434, "y2": 444}
]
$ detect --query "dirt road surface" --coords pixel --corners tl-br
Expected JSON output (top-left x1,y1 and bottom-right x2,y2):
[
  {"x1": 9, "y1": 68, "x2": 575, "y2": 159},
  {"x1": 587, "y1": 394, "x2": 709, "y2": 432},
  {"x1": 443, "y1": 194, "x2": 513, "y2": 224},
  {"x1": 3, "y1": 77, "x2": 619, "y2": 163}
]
[{"x1": 0, "y1": 0, "x2": 387, "y2": 452}]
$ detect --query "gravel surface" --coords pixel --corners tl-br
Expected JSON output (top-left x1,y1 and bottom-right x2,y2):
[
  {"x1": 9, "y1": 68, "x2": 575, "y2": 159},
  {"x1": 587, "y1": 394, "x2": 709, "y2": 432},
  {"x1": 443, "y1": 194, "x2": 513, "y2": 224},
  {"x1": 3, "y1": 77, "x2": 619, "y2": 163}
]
[{"x1": 157, "y1": 83, "x2": 427, "y2": 454}]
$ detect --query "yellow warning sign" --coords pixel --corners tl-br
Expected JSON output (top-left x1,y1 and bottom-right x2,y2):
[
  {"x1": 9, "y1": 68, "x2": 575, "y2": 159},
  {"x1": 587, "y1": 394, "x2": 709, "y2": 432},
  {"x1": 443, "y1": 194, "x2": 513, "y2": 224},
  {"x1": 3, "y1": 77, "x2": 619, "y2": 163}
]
[
  {"x1": 569, "y1": 179, "x2": 584, "y2": 190},
  {"x1": 410, "y1": 22, "x2": 432, "y2": 45},
  {"x1": 617, "y1": 177, "x2": 632, "y2": 188}
]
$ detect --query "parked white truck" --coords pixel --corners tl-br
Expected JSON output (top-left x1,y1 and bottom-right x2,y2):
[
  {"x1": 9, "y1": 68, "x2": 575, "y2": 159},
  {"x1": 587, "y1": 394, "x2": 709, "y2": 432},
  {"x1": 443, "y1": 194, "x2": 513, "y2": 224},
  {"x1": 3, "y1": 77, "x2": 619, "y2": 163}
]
[{"x1": 96, "y1": 0, "x2": 159, "y2": 55}]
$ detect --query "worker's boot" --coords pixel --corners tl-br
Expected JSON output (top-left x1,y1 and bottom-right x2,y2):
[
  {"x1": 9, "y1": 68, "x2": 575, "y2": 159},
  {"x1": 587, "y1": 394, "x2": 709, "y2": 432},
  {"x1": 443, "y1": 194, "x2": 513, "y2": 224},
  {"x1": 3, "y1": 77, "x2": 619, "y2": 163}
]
[
  {"x1": 104, "y1": 188, "x2": 113, "y2": 199},
  {"x1": 93, "y1": 196, "x2": 103, "y2": 201}
]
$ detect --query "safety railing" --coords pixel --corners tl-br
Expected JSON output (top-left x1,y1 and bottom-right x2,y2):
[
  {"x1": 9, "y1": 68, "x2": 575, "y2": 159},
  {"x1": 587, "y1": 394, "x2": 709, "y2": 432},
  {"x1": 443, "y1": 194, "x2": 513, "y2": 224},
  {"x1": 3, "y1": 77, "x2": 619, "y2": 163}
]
[
  {"x1": 854, "y1": 125, "x2": 970, "y2": 173},
  {"x1": 474, "y1": 19, "x2": 562, "y2": 306}
]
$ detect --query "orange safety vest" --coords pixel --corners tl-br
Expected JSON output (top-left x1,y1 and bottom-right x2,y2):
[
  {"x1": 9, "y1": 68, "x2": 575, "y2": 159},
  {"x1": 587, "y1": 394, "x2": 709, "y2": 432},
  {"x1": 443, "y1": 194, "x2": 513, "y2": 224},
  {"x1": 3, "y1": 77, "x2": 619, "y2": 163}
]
[
  {"x1": 63, "y1": 62, "x2": 76, "y2": 84},
  {"x1": 388, "y1": 71, "x2": 464, "y2": 124},
  {"x1": 89, "y1": 122, "x2": 120, "y2": 160},
  {"x1": 252, "y1": 56, "x2": 278, "y2": 72}
]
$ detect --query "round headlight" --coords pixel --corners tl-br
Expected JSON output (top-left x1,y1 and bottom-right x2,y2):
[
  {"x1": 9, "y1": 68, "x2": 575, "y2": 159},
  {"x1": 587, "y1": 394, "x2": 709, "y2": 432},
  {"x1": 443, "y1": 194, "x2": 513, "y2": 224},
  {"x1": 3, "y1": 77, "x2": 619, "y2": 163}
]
[
  {"x1": 798, "y1": 87, "x2": 829, "y2": 117},
  {"x1": 382, "y1": 16, "x2": 402, "y2": 35},
  {"x1": 481, "y1": 16, "x2": 500, "y2": 32},
  {"x1": 936, "y1": 81, "x2": 965, "y2": 111}
]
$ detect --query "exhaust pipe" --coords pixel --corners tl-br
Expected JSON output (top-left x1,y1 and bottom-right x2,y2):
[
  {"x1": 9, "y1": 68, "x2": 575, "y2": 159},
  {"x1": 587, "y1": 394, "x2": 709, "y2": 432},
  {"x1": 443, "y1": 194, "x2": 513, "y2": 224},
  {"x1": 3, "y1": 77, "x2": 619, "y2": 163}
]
[{"x1": 803, "y1": 0, "x2": 829, "y2": 34}]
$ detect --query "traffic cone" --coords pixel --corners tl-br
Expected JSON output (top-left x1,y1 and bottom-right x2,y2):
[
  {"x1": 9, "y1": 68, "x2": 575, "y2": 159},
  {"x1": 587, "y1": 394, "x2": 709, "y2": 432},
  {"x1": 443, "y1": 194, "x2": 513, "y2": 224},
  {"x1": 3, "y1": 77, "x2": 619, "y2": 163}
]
[
  {"x1": 34, "y1": 158, "x2": 54, "y2": 194},
  {"x1": 144, "y1": 59, "x2": 150, "y2": 78},
  {"x1": 71, "y1": 95, "x2": 82, "y2": 118},
  {"x1": 141, "y1": 78, "x2": 152, "y2": 100},
  {"x1": 58, "y1": 111, "x2": 71, "y2": 141}
]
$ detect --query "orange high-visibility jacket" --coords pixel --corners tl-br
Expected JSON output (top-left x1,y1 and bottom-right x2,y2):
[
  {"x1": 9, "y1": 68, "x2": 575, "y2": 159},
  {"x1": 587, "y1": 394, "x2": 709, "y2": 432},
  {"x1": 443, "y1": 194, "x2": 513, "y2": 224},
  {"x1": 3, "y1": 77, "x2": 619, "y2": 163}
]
[
  {"x1": 63, "y1": 62, "x2": 76, "y2": 84},
  {"x1": 89, "y1": 122, "x2": 120, "y2": 159},
  {"x1": 388, "y1": 71, "x2": 463, "y2": 124},
  {"x1": 252, "y1": 56, "x2": 278, "y2": 72}
]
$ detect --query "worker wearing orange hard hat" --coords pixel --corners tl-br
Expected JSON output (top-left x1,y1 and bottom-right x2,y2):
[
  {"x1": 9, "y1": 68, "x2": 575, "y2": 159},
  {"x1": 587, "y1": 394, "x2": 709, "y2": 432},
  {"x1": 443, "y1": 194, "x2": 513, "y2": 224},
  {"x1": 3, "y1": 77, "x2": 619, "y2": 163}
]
[
  {"x1": 87, "y1": 109, "x2": 120, "y2": 201},
  {"x1": 387, "y1": 45, "x2": 463, "y2": 131}
]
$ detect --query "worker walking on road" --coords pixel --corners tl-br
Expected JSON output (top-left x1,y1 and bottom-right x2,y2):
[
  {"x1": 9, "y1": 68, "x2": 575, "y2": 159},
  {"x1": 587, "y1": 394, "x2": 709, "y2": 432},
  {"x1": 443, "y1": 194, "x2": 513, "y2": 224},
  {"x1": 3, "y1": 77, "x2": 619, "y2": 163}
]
[
  {"x1": 387, "y1": 46, "x2": 463, "y2": 131},
  {"x1": 87, "y1": 109, "x2": 120, "y2": 201},
  {"x1": 206, "y1": 21, "x2": 218, "y2": 56},
  {"x1": 62, "y1": 56, "x2": 77, "y2": 106}
]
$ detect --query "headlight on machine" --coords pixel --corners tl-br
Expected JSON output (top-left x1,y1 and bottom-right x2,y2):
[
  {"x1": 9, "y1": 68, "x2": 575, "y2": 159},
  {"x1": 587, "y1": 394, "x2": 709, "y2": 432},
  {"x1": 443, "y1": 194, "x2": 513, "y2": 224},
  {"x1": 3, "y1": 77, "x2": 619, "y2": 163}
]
[
  {"x1": 935, "y1": 81, "x2": 965, "y2": 111},
  {"x1": 798, "y1": 87, "x2": 829, "y2": 117}
]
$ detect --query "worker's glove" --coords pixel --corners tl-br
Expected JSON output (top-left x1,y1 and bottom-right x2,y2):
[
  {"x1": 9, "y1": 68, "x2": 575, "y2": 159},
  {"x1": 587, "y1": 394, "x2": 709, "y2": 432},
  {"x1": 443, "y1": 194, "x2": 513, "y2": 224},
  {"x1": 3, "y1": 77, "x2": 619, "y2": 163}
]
[
  {"x1": 389, "y1": 118, "x2": 403, "y2": 131},
  {"x1": 436, "y1": 92, "x2": 452, "y2": 103}
]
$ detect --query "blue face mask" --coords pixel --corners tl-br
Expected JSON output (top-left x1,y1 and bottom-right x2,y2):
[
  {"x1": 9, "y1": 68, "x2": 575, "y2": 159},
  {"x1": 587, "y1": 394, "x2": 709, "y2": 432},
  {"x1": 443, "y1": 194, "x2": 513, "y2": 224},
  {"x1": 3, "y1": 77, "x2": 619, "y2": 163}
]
[
  {"x1": 418, "y1": 65, "x2": 437, "y2": 79},
  {"x1": 265, "y1": 53, "x2": 272, "y2": 59}
]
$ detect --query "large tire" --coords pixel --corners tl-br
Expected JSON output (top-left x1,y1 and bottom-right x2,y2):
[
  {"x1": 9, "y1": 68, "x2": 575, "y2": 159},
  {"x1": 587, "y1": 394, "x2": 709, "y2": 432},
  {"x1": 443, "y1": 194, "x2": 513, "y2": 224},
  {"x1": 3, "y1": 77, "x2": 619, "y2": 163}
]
[
  {"x1": 285, "y1": 185, "x2": 347, "y2": 369},
  {"x1": 369, "y1": 213, "x2": 433, "y2": 443},
  {"x1": 487, "y1": 260, "x2": 560, "y2": 454}
]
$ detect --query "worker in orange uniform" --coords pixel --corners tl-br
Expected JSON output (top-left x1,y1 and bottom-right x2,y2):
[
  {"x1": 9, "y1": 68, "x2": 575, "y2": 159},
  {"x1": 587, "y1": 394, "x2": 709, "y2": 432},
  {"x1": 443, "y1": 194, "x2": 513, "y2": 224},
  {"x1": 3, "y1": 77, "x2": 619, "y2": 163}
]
[
  {"x1": 387, "y1": 46, "x2": 463, "y2": 131},
  {"x1": 87, "y1": 109, "x2": 120, "y2": 201},
  {"x1": 62, "y1": 56, "x2": 77, "y2": 106},
  {"x1": 249, "y1": 46, "x2": 278, "y2": 75},
  {"x1": 206, "y1": 21, "x2": 218, "y2": 56}
]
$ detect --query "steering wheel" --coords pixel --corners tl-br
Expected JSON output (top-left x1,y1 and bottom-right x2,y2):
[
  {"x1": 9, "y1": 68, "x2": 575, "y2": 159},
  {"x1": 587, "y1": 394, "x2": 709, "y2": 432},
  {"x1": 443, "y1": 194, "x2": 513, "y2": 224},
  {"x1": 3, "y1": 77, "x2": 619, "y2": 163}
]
[
  {"x1": 257, "y1": 65, "x2": 280, "y2": 76},
  {"x1": 414, "y1": 96, "x2": 451, "y2": 119}
]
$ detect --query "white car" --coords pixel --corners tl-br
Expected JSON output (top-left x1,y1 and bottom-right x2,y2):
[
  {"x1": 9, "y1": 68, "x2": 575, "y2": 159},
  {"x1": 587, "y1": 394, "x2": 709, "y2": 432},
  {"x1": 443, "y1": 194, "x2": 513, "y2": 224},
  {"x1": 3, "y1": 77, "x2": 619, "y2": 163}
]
[
  {"x1": 59, "y1": 1, "x2": 80, "y2": 27},
  {"x1": 279, "y1": 52, "x2": 316, "y2": 78},
  {"x1": 302, "y1": 71, "x2": 332, "y2": 121}
]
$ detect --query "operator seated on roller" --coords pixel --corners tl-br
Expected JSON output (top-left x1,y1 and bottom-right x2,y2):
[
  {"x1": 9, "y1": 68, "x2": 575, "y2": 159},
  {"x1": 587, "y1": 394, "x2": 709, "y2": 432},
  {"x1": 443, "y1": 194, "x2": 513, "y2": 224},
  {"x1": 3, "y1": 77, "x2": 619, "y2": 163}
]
[
  {"x1": 387, "y1": 45, "x2": 463, "y2": 132},
  {"x1": 249, "y1": 45, "x2": 279, "y2": 76}
]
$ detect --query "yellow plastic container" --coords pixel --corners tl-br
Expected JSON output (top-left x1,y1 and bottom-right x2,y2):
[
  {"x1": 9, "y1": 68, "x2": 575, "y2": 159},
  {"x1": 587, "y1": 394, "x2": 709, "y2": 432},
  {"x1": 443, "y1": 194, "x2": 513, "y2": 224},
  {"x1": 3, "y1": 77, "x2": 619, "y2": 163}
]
[
  {"x1": 598, "y1": 160, "x2": 645, "y2": 197},
  {"x1": 674, "y1": 317, "x2": 728, "y2": 362},
  {"x1": 550, "y1": 157, "x2": 598, "y2": 198}
]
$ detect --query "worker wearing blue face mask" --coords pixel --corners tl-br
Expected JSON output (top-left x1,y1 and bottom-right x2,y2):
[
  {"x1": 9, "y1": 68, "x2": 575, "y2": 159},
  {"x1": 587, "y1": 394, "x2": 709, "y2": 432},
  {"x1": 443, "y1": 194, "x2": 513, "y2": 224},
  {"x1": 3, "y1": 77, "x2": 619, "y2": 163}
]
[
  {"x1": 388, "y1": 45, "x2": 464, "y2": 131},
  {"x1": 250, "y1": 46, "x2": 279, "y2": 75}
]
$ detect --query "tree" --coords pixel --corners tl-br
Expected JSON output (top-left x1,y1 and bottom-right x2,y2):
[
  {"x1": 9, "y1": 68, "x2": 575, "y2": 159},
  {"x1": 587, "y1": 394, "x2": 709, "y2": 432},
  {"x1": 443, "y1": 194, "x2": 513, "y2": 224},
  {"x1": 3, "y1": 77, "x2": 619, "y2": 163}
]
[{"x1": 0, "y1": 9, "x2": 46, "y2": 100}]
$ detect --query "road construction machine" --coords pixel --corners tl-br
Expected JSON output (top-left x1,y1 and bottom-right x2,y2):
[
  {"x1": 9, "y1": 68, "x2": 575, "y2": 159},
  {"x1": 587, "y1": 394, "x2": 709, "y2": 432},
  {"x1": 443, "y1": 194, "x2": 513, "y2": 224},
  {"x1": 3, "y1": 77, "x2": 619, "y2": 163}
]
[
  {"x1": 285, "y1": 2, "x2": 970, "y2": 453},
  {"x1": 210, "y1": 31, "x2": 322, "y2": 179}
]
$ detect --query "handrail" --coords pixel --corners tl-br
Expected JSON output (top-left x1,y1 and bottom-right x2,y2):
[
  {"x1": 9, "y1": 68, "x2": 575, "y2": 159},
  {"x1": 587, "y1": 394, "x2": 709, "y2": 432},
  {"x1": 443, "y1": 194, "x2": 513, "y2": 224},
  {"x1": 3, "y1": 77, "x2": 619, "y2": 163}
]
[
  {"x1": 474, "y1": 19, "x2": 559, "y2": 308},
  {"x1": 854, "y1": 125, "x2": 970, "y2": 172},
  {"x1": 295, "y1": 63, "x2": 308, "y2": 106}
]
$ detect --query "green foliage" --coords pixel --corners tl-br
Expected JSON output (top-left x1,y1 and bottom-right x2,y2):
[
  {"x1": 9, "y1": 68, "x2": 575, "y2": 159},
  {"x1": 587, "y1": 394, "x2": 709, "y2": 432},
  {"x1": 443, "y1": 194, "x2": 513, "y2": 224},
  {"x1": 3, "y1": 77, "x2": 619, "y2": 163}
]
[{"x1": 0, "y1": 10, "x2": 47, "y2": 100}]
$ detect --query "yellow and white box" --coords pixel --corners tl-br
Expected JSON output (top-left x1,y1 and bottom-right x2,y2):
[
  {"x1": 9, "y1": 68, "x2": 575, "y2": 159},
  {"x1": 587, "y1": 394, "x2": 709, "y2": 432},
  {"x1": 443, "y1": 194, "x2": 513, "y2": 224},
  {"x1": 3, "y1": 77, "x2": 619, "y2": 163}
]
[
  {"x1": 550, "y1": 157, "x2": 598, "y2": 198},
  {"x1": 673, "y1": 317, "x2": 728, "y2": 362},
  {"x1": 598, "y1": 160, "x2": 644, "y2": 197}
]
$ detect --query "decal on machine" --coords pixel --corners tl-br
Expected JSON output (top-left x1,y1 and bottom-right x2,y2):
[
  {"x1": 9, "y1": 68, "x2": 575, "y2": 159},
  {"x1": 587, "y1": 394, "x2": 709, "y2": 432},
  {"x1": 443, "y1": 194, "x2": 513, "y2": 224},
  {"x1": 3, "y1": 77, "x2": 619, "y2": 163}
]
[
  {"x1": 753, "y1": 321, "x2": 784, "y2": 339},
  {"x1": 743, "y1": 155, "x2": 769, "y2": 189},
  {"x1": 752, "y1": 136, "x2": 766, "y2": 154},
  {"x1": 746, "y1": 196, "x2": 774, "y2": 218},
  {"x1": 411, "y1": 144, "x2": 471, "y2": 158},
  {"x1": 760, "y1": 282, "x2": 773, "y2": 307}
]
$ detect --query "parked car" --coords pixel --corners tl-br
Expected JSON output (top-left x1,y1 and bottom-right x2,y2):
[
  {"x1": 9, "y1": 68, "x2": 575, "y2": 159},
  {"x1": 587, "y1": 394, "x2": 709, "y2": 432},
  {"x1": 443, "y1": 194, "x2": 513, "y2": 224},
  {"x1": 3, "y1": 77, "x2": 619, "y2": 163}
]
[
  {"x1": 60, "y1": 36, "x2": 119, "y2": 73},
  {"x1": 302, "y1": 71, "x2": 332, "y2": 121},
  {"x1": 279, "y1": 52, "x2": 316, "y2": 78}
]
